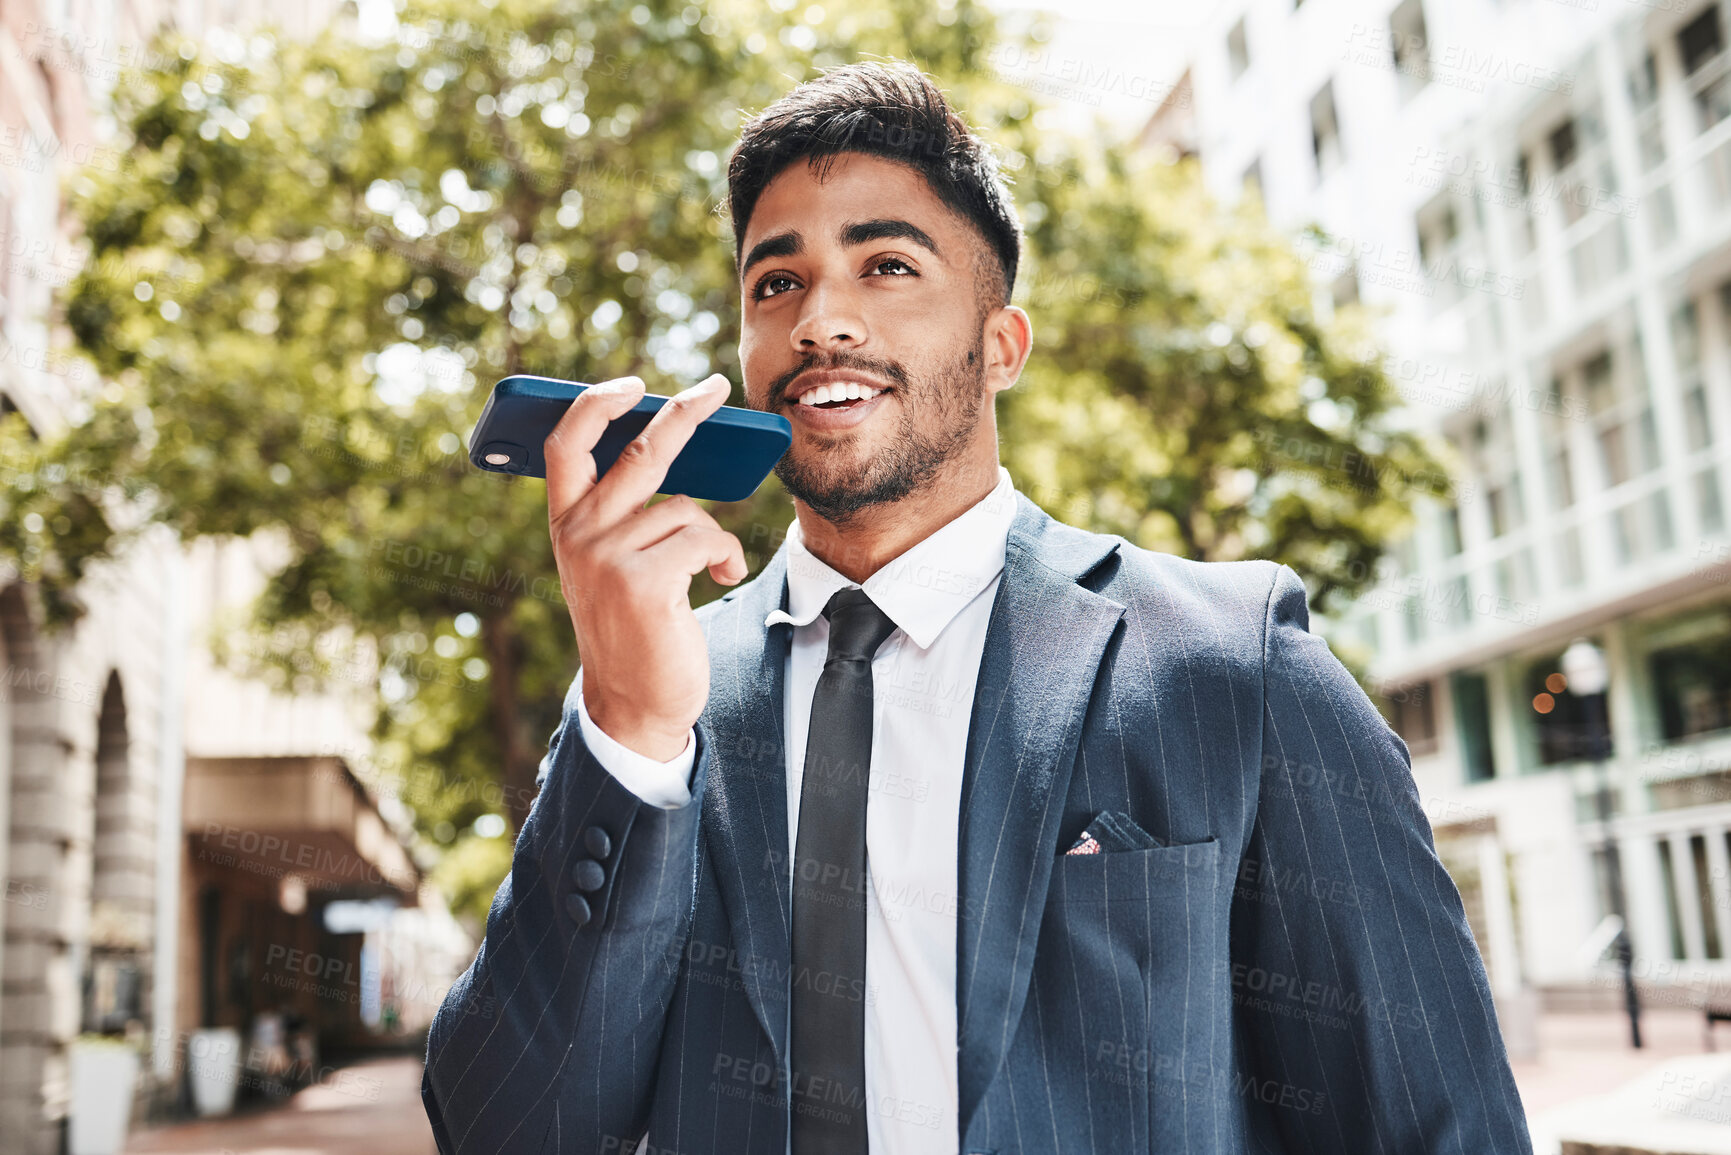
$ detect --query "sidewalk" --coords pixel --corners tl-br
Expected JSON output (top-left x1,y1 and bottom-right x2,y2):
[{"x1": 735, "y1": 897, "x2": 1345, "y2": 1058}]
[
  {"x1": 124, "y1": 1055, "x2": 436, "y2": 1155},
  {"x1": 1518, "y1": 1006, "x2": 1731, "y2": 1155},
  {"x1": 113, "y1": 1014, "x2": 1726, "y2": 1155}
]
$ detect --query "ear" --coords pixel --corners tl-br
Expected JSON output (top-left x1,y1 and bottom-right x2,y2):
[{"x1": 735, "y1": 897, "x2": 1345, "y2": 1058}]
[{"x1": 980, "y1": 304, "x2": 1033, "y2": 396}]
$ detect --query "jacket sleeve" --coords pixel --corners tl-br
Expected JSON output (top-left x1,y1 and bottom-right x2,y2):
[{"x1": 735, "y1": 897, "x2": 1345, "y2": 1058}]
[
  {"x1": 422, "y1": 672, "x2": 709, "y2": 1154},
  {"x1": 1230, "y1": 566, "x2": 1532, "y2": 1154}
]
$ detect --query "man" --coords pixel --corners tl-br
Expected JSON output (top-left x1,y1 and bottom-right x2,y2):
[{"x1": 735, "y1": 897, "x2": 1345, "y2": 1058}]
[{"x1": 422, "y1": 62, "x2": 1532, "y2": 1155}]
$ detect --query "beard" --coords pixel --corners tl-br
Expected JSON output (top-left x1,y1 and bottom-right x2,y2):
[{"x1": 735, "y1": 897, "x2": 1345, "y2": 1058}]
[{"x1": 768, "y1": 334, "x2": 987, "y2": 525}]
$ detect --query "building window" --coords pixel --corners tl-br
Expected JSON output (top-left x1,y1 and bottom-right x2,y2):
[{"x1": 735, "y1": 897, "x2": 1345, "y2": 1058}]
[
  {"x1": 1379, "y1": 681, "x2": 1439, "y2": 758},
  {"x1": 1698, "y1": 468, "x2": 1726, "y2": 534},
  {"x1": 1680, "y1": 6, "x2": 1724, "y2": 77},
  {"x1": 1416, "y1": 190, "x2": 1479, "y2": 308},
  {"x1": 1651, "y1": 629, "x2": 1731, "y2": 742},
  {"x1": 1453, "y1": 671, "x2": 1497, "y2": 782},
  {"x1": 1549, "y1": 117, "x2": 1578, "y2": 172},
  {"x1": 1546, "y1": 107, "x2": 1622, "y2": 237},
  {"x1": 1674, "y1": 299, "x2": 1702, "y2": 375},
  {"x1": 1466, "y1": 411, "x2": 1525, "y2": 541},
  {"x1": 1680, "y1": 6, "x2": 1731, "y2": 132},
  {"x1": 1610, "y1": 491, "x2": 1675, "y2": 563},
  {"x1": 1441, "y1": 504, "x2": 1463, "y2": 556},
  {"x1": 1555, "y1": 526, "x2": 1585, "y2": 587},
  {"x1": 1495, "y1": 548, "x2": 1537, "y2": 603},
  {"x1": 1526, "y1": 655, "x2": 1603, "y2": 766},
  {"x1": 1630, "y1": 49, "x2": 1659, "y2": 110},
  {"x1": 1402, "y1": 595, "x2": 1427, "y2": 644},
  {"x1": 1569, "y1": 325, "x2": 1677, "y2": 565},
  {"x1": 1511, "y1": 149, "x2": 1539, "y2": 258},
  {"x1": 1486, "y1": 476, "x2": 1526, "y2": 538},
  {"x1": 1227, "y1": 17, "x2": 1250, "y2": 80},
  {"x1": 1630, "y1": 51, "x2": 1665, "y2": 171},
  {"x1": 1577, "y1": 341, "x2": 1661, "y2": 493},
  {"x1": 1416, "y1": 196, "x2": 1457, "y2": 268},
  {"x1": 1311, "y1": 80, "x2": 1343, "y2": 180},
  {"x1": 1545, "y1": 445, "x2": 1575, "y2": 510},
  {"x1": 1389, "y1": 0, "x2": 1431, "y2": 98}
]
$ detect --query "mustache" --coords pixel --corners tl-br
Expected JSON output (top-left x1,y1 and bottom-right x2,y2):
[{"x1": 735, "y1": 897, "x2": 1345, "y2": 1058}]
[{"x1": 768, "y1": 350, "x2": 910, "y2": 407}]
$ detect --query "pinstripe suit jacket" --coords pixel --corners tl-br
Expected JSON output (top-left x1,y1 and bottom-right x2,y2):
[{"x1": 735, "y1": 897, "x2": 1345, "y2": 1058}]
[{"x1": 422, "y1": 491, "x2": 1532, "y2": 1155}]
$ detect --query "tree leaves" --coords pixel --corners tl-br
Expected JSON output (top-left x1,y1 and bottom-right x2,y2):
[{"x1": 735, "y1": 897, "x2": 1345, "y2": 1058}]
[{"x1": 3, "y1": 0, "x2": 1447, "y2": 926}]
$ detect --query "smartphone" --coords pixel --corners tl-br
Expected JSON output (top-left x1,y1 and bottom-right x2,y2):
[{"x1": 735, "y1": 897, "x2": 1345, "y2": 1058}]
[{"x1": 468, "y1": 374, "x2": 792, "y2": 503}]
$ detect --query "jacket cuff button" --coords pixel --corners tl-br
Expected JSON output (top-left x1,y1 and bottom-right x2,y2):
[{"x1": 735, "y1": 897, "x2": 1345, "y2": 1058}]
[
  {"x1": 565, "y1": 893, "x2": 592, "y2": 928},
  {"x1": 583, "y1": 826, "x2": 612, "y2": 859},
  {"x1": 572, "y1": 859, "x2": 606, "y2": 892}
]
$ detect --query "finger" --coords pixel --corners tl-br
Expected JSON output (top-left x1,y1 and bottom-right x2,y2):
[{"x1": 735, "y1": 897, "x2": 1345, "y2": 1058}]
[
  {"x1": 590, "y1": 373, "x2": 731, "y2": 523},
  {"x1": 617, "y1": 494, "x2": 721, "y2": 551},
  {"x1": 639, "y1": 523, "x2": 748, "y2": 586},
  {"x1": 546, "y1": 376, "x2": 647, "y2": 521}
]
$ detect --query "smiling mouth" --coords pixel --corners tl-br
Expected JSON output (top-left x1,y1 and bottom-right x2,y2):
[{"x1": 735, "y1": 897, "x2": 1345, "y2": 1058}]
[{"x1": 791, "y1": 382, "x2": 889, "y2": 411}]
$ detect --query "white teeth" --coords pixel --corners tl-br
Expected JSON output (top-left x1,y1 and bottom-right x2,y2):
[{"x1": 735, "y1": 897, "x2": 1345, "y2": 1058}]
[{"x1": 797, "y1": 382, "x2": 883, "y2": 406}]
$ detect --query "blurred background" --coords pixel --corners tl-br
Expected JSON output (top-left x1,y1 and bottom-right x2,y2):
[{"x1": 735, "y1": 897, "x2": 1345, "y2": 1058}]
[{"x1": 2, "y1": 0, "x2": 1730, "y2": 1151}]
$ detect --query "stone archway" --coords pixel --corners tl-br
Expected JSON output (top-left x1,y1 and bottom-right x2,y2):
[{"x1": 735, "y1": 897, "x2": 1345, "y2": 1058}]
[{"x1": 86, "y1": 672, "x2": 152, "y2": 1036}]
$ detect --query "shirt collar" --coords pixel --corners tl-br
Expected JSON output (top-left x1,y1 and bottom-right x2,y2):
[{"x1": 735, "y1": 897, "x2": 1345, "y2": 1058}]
[{"x1": 764, "y1": 465, "x2": 1017, "y2": 650}]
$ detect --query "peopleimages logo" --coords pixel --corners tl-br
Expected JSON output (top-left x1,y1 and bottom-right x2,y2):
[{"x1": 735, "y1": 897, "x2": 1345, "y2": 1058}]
[
  {"x1": 196, "y1": 821, "x2": 416, "y2": 891},
  {"x1": 1307, "y1": 234, "x2": 1526, "y2": 301},
  {"x1": 1406, "y1": 145, "x2": 1639, "y2": 220},
  {"x1": 1343, "y1": 25, "x2": 1575, "y2": 96}
]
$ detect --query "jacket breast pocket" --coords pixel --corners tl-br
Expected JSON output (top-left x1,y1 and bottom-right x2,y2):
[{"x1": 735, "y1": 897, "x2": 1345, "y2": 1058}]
[
  {"x1": 1049, "y1": 837, "x2": 1221, "y2": 904},
  {"x1": 1026, "y1": 838, "x2": 1225, "y2": 1152}
]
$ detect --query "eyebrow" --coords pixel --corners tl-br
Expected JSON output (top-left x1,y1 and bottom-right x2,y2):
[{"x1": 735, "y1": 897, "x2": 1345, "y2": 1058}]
[
  {"x1": 839, "y1": 218, "x2": 942, "y2": 257},
  {"x1": 739, "y1": 218, "x2": 943, "y2": 282}
]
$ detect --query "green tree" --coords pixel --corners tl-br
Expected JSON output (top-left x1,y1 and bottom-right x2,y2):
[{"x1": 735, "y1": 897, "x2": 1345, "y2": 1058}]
[
  {"x1": 1, "y1": 0, "x2": 1441, "y2": 924},
  {"x1": 1004, "y1": 148, "x2": 1445, "y2": 613}
]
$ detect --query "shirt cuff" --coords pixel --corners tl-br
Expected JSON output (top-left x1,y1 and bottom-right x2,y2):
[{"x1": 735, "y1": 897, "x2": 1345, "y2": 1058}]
[{"x1": 573, "y1": 671, "x2": 696, "y2": 809}]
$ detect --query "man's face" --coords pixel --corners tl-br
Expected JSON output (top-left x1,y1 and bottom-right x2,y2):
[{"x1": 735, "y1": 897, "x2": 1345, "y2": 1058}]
[{"x1": 737, "y1": 153, "x2": 1009, "y2": 524}]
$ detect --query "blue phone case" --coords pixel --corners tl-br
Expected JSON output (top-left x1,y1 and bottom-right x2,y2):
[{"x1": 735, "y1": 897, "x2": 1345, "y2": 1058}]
[{"x1": 468, "y1": 375, "x2": 792, "y2": 503}]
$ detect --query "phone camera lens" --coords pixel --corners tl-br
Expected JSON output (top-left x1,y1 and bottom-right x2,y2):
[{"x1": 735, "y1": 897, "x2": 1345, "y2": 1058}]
[{"x1": 484, "y1": 452, "x2": 512, "y2": 466}]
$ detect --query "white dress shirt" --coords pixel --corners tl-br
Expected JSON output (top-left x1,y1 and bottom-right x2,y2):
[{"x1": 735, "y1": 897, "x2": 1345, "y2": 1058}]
[{"x1": 575, "y1": 464, "x2": 1019, "y2": 1154}]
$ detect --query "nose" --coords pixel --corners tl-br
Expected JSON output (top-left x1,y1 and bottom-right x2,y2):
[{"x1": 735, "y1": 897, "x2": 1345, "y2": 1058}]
[{"x1": 789, "y1": 282, "x2": 867, "y2": 353}]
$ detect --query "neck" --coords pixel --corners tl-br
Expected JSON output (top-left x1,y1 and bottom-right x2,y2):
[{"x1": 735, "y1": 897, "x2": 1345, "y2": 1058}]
[{"x1": 795, "y1": 452, "x2": 1001, "y2": 584}]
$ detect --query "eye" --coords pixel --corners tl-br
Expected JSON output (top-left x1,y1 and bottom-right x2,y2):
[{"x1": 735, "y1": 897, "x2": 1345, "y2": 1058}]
[
  {"x1": 751, "y1": 272, "x2": 800, "y2": 300},
  {"x1": 866, "y1": 256, "x2": 917, "y2": 278}
]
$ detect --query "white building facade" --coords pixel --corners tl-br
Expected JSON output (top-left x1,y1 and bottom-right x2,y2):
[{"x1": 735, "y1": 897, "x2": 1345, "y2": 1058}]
[{"x1": 1181, "y1": 0, "x2": 1731, "y2": 1018}]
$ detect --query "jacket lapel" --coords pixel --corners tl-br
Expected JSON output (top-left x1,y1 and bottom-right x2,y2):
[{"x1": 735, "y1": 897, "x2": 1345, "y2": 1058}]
[
  {"x1": 955, "y1": 493, "x2": 1126, "y2": 1142},
  {"x1": 698, "y1": 548, "x2": 794, "y2": 1064}
]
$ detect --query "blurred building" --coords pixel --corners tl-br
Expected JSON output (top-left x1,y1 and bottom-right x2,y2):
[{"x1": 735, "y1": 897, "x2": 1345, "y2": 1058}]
[
  {"x1": 0, "y1": 1, "x2": 464, "y2": 1153},
  {"x1": 1176, "y1": 0, "x2": 1731, "y2": 1026}
]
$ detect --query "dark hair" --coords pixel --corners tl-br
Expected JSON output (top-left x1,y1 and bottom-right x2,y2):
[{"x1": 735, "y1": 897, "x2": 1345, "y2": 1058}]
[{"x1": 726, "y1": 61, "x2": 1021, "y2": 307}]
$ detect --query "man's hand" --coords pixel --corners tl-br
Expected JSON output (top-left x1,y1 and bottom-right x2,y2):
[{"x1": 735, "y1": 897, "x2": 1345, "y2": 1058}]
[{"x1": 546, "y1": 373, "x2": 748, "y2": 761}]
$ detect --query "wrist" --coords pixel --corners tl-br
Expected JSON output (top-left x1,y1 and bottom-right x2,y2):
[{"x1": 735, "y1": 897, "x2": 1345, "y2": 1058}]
[{"x1": 584, "y1": 687, "x2": 691, "y2": 762}]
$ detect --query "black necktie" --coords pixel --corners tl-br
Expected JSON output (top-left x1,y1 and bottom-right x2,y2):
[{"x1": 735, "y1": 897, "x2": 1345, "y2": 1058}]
[{"x1": 790, "y1": 587, "x2": 898, "y2": 1155}]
